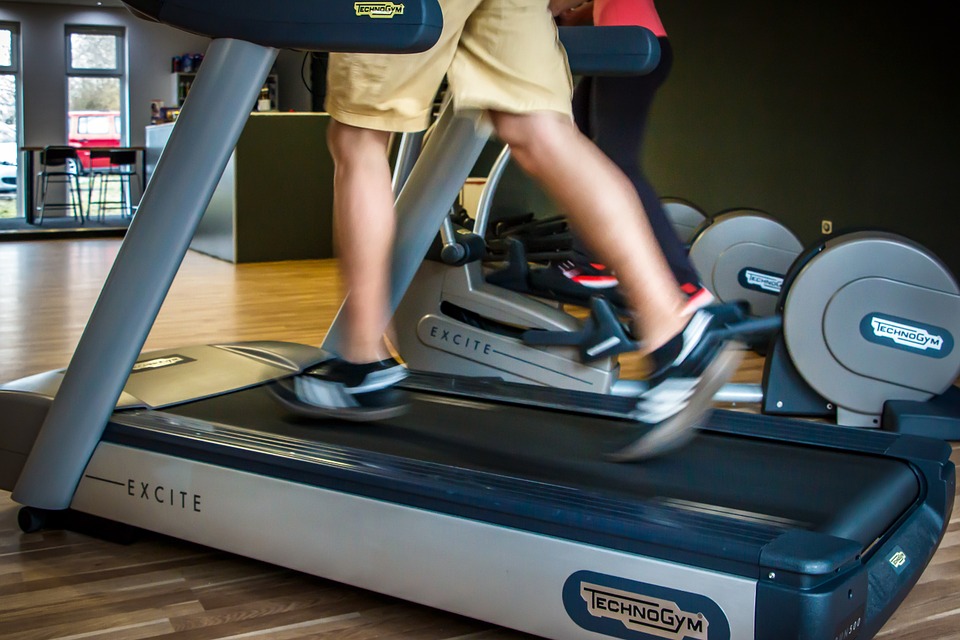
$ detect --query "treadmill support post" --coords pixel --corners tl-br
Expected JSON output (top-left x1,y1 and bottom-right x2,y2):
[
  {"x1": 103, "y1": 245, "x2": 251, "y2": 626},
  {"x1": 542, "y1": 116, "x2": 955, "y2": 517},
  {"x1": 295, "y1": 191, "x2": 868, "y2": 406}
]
[{"x1": 12, "y1": 39, "x2": 279, "y2": 509}]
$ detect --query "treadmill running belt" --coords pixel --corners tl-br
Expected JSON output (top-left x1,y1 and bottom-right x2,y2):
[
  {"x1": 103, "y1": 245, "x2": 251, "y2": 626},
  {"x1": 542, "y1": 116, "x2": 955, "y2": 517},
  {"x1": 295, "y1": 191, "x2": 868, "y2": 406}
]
[{"x1": 113, "y1": 383, "x2": 920, "y2": 551}]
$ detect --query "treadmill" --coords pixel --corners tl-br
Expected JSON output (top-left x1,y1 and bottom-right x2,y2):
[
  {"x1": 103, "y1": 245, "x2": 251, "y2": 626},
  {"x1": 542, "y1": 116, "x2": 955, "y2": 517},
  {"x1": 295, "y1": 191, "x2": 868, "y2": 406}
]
[{"x1": 0, "y1": 2, "x2": 953, "y2": 639}]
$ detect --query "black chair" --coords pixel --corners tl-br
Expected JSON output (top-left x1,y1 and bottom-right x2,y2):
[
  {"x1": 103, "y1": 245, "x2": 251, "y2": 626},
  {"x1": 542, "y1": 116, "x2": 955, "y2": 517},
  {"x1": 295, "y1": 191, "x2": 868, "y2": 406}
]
[
  {"x1": 36, "y1": 146, "x2": 84, "y2": 224},
  {"x1": 90, "y1": 148, "x2": 141, "y2": 221},
  {"x1": 85, "y1": 148, "x2": 114, "y2": 221}
]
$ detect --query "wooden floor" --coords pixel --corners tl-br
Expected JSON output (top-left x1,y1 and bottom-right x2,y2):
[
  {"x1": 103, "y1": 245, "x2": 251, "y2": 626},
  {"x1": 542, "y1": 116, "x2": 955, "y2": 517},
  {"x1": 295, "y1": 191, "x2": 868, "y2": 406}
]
[{"x1": 0, "y1": 238, "x2": 957, "y2": 639}]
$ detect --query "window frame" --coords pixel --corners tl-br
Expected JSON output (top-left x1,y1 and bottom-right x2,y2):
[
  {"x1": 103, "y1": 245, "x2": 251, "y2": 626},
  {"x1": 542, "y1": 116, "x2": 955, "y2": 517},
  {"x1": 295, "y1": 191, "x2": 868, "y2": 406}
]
[
  {"x1": 65, "y1": 25, "x2": 125, "y2": 76},
  {"x1": 64, "y1": 24, "x2": 128, "y2": 146},
  {"x1": 0, "y1": 22, "x2": 21, "y2": 211},
  {"x1": 0, "y1": 21, "x2": 19, "y2": 72},
  {"x1": 0, "y1": 22, "x2": 22, "y2": 143}
]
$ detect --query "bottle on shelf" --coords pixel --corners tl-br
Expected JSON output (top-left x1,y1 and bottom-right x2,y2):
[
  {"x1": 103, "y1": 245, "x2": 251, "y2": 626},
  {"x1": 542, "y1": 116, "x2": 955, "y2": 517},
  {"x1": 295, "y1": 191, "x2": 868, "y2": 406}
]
[{"x1": 257, "y1": 87, "x2": 272, "y2": 112}]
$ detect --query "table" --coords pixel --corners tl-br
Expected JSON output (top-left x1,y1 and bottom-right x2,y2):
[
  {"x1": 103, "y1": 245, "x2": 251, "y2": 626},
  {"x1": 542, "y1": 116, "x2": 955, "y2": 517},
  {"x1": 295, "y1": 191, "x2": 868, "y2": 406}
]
[{"x1": 19, "y1": 146, "x2": 145, "y2": 224}]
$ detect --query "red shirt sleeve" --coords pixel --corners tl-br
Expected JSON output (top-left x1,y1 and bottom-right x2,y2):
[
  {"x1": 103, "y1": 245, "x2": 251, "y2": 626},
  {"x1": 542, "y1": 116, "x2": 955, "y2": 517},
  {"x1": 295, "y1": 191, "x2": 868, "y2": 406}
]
[{"x1": 593, "y1": 0, "x2": 667, "y2": 36}]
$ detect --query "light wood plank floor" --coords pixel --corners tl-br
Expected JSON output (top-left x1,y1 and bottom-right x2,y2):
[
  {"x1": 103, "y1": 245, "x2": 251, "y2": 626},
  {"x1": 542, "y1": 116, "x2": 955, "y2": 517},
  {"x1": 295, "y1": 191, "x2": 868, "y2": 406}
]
[{"x1": 0, "y1": 238, "x2": 957, "y2": 639}]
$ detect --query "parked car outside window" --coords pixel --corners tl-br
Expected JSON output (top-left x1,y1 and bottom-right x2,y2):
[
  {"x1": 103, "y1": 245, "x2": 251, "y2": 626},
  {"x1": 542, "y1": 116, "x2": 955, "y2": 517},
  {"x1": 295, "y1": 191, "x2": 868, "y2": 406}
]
[{"x1": 68, "y1": 110, "x2": 121, "y2": 168}]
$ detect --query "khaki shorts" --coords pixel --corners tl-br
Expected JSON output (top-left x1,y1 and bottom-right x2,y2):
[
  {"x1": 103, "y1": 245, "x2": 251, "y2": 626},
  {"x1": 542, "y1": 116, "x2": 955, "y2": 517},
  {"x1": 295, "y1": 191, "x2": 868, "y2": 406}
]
[{"x1": 325, "y1": 0, "x2": 573, "y2": 132}]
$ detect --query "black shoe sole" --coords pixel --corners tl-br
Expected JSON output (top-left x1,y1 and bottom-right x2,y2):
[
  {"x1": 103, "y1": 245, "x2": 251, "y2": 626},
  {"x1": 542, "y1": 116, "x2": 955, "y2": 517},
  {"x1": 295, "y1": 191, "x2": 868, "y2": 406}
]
[
  {"x1": 607, "y1": 342, "x2": 743, "y2": 462},
  {"x1": 267, "y1": 377, "x2": 410, "y2": 422}
]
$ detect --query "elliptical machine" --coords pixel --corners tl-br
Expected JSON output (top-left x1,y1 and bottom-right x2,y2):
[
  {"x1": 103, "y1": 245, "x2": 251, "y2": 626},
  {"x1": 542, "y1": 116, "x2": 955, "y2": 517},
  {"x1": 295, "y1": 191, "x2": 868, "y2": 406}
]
[
  {"x1": 688, "y1": 208, "x2": 804, "y2": 318},
  {"x1": 661, "y1": 196, "x2": 707, "y2": 244},
  {"x1": 394, "y1": 144, "x2": 641, "y2": 395},
  {"x1": 485, "y1": 183, "x2": 804, "y2": 320},
  {"x1": 758, "y1": 230, "x2": 960, "y2": 435},
  {"x1": 662, "y1": 197, "x2": 806, "y2": 318},
  {"x1": 393, "y1": 142, "x2": 960, "y2": 437}
]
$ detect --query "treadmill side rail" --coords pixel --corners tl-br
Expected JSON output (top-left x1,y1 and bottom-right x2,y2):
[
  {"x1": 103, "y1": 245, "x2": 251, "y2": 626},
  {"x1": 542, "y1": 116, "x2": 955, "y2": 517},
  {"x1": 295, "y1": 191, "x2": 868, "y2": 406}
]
[{"x1": 71, "y1": 442, "x2": 761, "y2": 639}]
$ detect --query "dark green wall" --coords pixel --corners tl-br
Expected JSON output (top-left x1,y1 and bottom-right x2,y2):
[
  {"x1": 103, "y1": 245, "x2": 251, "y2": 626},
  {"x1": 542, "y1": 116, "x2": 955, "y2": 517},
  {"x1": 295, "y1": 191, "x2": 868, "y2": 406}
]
[{"x1": 647, "y1": 0, "x2": 958, "y2": 270}]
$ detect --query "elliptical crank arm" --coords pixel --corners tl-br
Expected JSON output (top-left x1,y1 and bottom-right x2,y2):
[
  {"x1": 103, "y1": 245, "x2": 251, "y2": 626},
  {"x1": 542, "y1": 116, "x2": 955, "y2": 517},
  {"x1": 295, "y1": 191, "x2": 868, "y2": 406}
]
[{"x1": 715, "y1": 315, "x2": 783, "y2": 342}]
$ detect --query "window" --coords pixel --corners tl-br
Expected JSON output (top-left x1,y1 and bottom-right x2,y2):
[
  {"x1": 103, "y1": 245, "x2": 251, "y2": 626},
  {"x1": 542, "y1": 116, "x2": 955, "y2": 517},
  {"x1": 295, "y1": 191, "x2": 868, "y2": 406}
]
[
  {"x1": 0, "y1": 24, "x2": 16, "y2": 67},
  {"x1": 65, "y1": 26, "x2": 126, "y2": 165},
  {"x1": 0, "y1": 22, "x2": 21, "y2": 218},
  {"x1": 69, "y1": 31, "x2": 119, "y2": 70}
]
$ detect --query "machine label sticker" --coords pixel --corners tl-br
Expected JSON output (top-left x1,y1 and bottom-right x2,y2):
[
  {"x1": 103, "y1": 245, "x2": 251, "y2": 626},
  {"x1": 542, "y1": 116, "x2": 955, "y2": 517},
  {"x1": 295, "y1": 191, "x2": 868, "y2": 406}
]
[
  {"x1": 563, "y1": 571, "x2": 730, "y2": 640},
  {"x1": 83, "y1": 474, "x2": 202, "y2": 512},
  {"x1": 354, "y1": 2, "x2": 405, "y2": 18},
  {"x1": 130, "y1": 354, "x2": 196, "y2": 373},
  {"x1": 860, "y1": 313, "x2": 954, "y2": 359},
  {"x1": 425, "y1": 323, "x2": 493, "y2": 355},
  {"x1": 833, "y1": 606, "x2": 865, "y2": 640},
  {"x1": 738, "y1": 267, "x2": 784, "y2": 295},
  {"x1": 887, "y1": 546, "x2": 910, "y2": 575}
]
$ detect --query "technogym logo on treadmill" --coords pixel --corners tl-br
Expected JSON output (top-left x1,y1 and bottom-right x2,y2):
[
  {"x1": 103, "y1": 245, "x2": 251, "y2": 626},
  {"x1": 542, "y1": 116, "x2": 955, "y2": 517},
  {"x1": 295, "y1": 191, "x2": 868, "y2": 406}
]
[
  {"x1": 355, "y1": 2, "x2": 404, "y2": 18},
  {"x1": 130, "y1": 354, "x2": 196, "y2": 373},
  {"x1": 563, "y1": 571, "x2": 730, "y2": 640},
  {"x1": 738, "y1": 267, "x2": 783, "y2": 295},
  {"x1": 580, "y1": 583, "x2": 707, "y2": 639},
  {"x1": 861, "y1": 313, "x2": 954, "y2": 359}
]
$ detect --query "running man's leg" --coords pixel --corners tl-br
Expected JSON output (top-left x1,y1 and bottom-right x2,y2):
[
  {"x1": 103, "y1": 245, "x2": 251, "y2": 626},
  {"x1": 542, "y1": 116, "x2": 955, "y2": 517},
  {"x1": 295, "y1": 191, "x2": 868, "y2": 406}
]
[
  {"x1": 491, "y1": 109, "x2": 741, "y2": 459},
  {"x1": 272, "y1": 1, "x2": 478, "y2": 420},
  {"x1": 490, "y1": 110, "x2": 689, "y2": 353},
  {"x1": 326, "y1": 122, "x2": 395, "y2": 364}
]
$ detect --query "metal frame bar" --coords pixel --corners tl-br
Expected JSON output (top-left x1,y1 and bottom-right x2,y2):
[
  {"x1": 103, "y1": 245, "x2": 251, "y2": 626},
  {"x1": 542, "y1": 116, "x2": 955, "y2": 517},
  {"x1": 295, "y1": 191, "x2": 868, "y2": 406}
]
[{"x1": 13, "y1": 38, "x2": 278, "y2": 509}]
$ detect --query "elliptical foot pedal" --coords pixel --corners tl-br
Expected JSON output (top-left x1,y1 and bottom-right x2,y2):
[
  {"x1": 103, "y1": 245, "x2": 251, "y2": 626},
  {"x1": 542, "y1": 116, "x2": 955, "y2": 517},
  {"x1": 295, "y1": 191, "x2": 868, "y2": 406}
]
[
  {"x1": 521, "y1": 296, "x2": 639, "y2": 362},
  {"x1": 486, "y1": 237, "x2": 533, "y2": 292}
]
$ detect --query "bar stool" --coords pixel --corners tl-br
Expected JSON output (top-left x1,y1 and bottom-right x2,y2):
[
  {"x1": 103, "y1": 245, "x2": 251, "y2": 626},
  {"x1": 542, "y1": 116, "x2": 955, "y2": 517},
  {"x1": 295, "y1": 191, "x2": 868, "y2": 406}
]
[
  {"x1": 36, "y1": 146, "x2": 84, "y2": 224},
  {"x1": 90, "y1": 149, "x2": 141, "y2": 221},
  {"x1": 85, "y1": 149, "x2": 112, "y2": 221}
]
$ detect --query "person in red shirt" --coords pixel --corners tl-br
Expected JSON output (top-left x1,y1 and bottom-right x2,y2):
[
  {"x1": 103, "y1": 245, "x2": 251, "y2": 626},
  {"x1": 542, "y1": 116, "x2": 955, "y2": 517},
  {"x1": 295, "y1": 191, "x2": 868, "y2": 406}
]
[{"x1": 553, "y1": 0, "x2": 712, "y2": 311}]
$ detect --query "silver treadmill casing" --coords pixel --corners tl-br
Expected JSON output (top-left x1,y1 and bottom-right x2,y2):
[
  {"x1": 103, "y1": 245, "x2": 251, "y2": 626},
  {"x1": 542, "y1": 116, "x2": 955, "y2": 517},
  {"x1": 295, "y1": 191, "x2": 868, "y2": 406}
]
[{"x1": 73, "y1": 440, "x2": 757, "y2": 640}]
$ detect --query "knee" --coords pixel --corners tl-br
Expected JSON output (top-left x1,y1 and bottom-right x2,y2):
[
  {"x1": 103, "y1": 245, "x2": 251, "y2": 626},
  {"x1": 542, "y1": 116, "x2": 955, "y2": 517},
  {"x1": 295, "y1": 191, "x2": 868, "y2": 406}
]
[
  {"x1": 327, "y1": 120, "x2": 389, "y2": 165},
  {"x1": 491, "y1": 111, "x2": 574, "y2": 168}
]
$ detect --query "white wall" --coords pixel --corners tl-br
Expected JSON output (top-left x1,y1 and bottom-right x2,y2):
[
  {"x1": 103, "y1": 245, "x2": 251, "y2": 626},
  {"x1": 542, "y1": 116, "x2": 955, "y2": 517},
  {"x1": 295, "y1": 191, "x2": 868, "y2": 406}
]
[
  {"x1": 0, "y1": 1, "x2": 313, "y2": 149},
  {"x1": 0, "y1": 1, "x2": 209, "y2": 148}
]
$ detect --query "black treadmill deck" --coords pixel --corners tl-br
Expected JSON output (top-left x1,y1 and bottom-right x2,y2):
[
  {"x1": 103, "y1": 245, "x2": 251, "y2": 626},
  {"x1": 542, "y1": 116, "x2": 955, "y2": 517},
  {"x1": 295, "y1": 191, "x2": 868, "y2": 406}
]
[{"x1": 103, "y1": 378, "x2": 926, "y2": 580}]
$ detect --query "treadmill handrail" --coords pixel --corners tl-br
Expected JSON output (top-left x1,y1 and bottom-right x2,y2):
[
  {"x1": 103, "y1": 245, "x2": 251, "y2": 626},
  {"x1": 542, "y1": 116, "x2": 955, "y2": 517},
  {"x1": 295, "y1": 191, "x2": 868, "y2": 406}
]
[
  {"x1": 559, "y1": 26, "x2": 660, "y2": 76},
  {"x1": 123, "y1": 0, "x2": 444, "y2": 54}
]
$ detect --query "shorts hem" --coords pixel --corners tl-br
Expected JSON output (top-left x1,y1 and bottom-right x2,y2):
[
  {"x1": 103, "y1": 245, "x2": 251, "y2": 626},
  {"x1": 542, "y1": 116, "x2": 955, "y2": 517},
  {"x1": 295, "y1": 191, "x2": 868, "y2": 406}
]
[
  {"x1": 325, "y1": 103, "x2": 434, "y2": 133},
  {"x1": 455, "y1": 97, "x2": 573, "y2": 119}
]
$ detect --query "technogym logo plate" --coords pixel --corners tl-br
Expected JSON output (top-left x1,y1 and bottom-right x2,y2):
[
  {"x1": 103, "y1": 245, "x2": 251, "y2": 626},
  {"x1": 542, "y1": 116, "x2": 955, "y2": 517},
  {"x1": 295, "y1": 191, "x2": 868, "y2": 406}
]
[
  {"x1": 738, "y1": 267, "x2": 784, "y2": 295},
  {"x1": 355, "y1": 2, "x2": 404, "y2": 18},
  {"x1": 130, "y1": 354, "x2": 196, "y2": 373},
  {"x1": 563, "y1": 571, "x2": 730, "y2": 640},
  {"x1": 861, "y1": 313, "x2": 954, "y2": 359}
]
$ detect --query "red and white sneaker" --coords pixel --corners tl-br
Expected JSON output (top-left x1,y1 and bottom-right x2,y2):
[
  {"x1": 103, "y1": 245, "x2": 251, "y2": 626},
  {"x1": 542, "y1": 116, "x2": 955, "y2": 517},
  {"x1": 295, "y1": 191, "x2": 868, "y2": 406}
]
[
  {"x1": 555, "y1": 259, "x2": 619, "y2": 290},
  {"x1": 681, "y1": 282, "x2": 715, "y2": 313}
]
